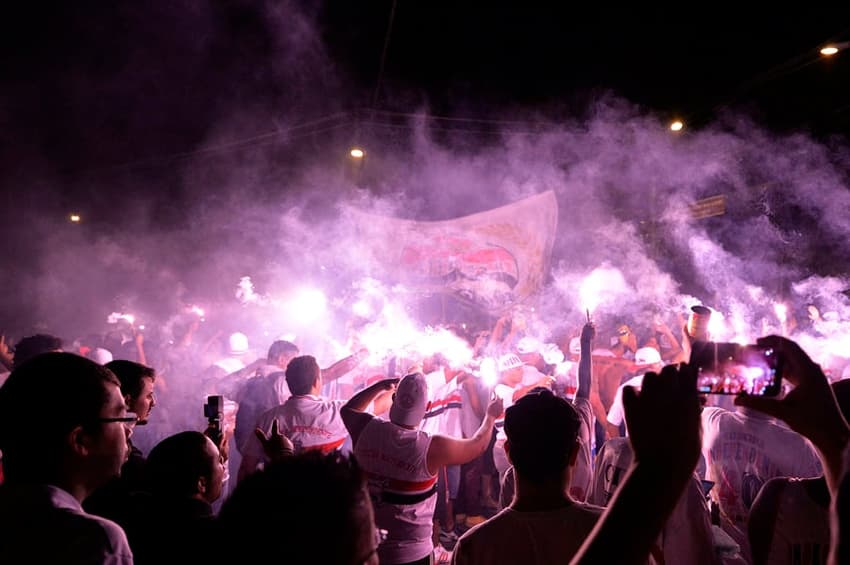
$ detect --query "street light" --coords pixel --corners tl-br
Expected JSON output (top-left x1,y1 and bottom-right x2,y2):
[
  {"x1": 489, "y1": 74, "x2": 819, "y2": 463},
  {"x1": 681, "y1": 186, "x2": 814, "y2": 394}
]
[
  {"x1": 69, "y1": 213, "x2": 81, "y2": 223},
  {"x1": 670, "y1": 120, "x2": 684, "y2": 132},
  {"x1": 350, "y1": 147, "x2": 365, "y2": 159},
  {"x1": 820, "y1": 42, "x2": 850, "y2": 56}
]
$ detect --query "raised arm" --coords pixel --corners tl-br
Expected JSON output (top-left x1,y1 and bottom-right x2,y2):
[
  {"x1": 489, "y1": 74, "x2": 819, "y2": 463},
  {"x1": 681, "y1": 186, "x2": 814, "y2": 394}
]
[
  {"x1": 577, "y1": 322, "x2": 595, "y2": 401},
  {"x1": 426, "y1": 397, "x2": 502, "y2": 474},
  {"x1": 341, "y1": 378, "x2": 398, "y2": 446},
  {"x1": 571, "y1": 363, "x2": 702, "y2": 565},
  {"x1": 322, "y1": 348, "x2": 369, "y2": 383}
]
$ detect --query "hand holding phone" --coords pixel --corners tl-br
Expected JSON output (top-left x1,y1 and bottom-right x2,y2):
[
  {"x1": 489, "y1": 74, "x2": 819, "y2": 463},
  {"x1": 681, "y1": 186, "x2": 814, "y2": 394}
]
[{"x1": 689, "y1": 341, "x2": 783, "y2": 396}]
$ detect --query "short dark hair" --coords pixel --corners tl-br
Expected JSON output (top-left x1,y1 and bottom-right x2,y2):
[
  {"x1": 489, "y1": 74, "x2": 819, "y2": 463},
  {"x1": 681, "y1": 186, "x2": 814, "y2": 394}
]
[
  {"x1": 105, "y1": 360, "x2": 155, "y2": 400},
  {"x1": 147, "y1": 431, "x2": 215, "y2": 498},
  {"x1": 505, "y1": 387, "x2": 581, "y2": 482},
  {"x1": 285, "y1": 355, "x2": 320, "y2": 395},
  {"x1": 12, "y1": 334, "x2": 63, "y2": 368},
  {"x1": 0, "y1": 352, "x2": 120, "y2": 482},
  {"x1": 218, "y1": 452, "x2": 371, "y2": 564},
  {"x1": 267, "y1": 340, "x2": 299, "y2": 363}
]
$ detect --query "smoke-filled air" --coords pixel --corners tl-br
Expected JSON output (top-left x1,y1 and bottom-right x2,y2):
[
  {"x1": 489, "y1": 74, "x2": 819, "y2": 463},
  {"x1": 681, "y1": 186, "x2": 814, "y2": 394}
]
[{"x1": 2, "y1": 3, "x2": 849, "y2": 388}]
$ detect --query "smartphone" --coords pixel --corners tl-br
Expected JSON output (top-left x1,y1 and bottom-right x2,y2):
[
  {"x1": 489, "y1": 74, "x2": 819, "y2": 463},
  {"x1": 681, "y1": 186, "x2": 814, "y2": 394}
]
[{"x1": 690, "y1": 342, "x2": 783, "y2": 396}]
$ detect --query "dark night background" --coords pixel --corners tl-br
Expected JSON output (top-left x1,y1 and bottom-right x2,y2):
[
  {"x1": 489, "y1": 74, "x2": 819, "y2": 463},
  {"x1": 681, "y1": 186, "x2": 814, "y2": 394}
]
[{"x1": 1, "y1": 2, "x2": 849, "y2": 340}]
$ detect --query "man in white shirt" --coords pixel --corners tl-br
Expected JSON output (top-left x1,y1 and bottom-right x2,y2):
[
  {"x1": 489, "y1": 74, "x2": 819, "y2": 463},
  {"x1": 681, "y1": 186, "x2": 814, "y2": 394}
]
[
  {"x1": 343, "y1": 372, "x2": 502, "y2": 565},
  {"x1": 701, "y1": 398, "x2": 822, "y2": 560}
]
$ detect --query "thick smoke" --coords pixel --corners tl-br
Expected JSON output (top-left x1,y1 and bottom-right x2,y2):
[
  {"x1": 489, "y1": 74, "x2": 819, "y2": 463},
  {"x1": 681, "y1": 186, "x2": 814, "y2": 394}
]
[{"x1": 1, "y1": 2, "x2": 849, "y2": 380}]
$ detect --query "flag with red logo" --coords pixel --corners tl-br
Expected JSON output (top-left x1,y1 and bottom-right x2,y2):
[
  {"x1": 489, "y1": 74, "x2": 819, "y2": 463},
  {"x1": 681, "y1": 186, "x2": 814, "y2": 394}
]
[{"x1": 349, "y1": 191, "x2": 558, "y2": 312}]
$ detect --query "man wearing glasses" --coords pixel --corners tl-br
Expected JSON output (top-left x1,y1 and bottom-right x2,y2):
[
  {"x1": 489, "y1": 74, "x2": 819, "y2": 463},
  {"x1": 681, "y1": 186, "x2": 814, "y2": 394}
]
[
  {"x1": 0, "y1": 352, "x2": 135, "y2": 564},
  {"x1": 85, "y1": 360, "x2": 157, "y2": 522}
]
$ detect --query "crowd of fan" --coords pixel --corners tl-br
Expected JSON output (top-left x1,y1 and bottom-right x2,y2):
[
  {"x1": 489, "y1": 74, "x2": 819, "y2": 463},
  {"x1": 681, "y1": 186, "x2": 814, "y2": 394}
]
[{"x1": 0, "y1": 311, "x2": 849, "y2": 564}]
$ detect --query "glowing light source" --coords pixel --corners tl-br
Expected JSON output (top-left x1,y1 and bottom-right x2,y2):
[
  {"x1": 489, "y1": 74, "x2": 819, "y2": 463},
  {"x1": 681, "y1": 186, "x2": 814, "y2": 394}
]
[
  {"x1": 820, "y1": 42, "x2": 850, "y2": 56},
  {"x1": 350, "y1": 148, "x2": 365, "y2": 159},
  {"x1": 69, "y1": 213, "x2": 81, "y2": 223},
  {"x1": 288, "y1": 288, "x2": 327, "y2": 323},
  {"x1": 352, "y1": 300, "x2": 372, "y2": 318},
  {"x1": 107, "y1": 312, "x2": 135, "y2": 325},
  {"x1": 773, "y1": 303, "x2": 788, "y2": 324},
  {"x1": 670, "y1": 120, "x2": 684, "y2": 132},
  {"x1": 478, "y1": 357, "x2": 499, "y2": 388}
]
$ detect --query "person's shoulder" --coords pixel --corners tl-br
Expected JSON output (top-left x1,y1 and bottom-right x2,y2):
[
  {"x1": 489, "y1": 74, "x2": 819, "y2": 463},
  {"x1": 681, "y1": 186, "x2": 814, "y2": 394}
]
[
  {"x1": 63, "y1": 510, "x2": 133, "y2": 558},
  {"x1": 457, "y1": 508, "x2": 513, "y2": 542}
]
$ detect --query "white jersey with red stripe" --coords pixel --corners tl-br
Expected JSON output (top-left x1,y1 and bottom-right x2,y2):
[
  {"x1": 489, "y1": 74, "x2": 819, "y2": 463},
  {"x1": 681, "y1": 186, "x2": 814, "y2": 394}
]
[
  {"x1": 244, "y1": 395, "x2": 348, "y2": 459},
  {"x1": 354, "y1": 417, "x2": 438, "y2": 564},
  {"x1": 420, "y1": 369, "x2": 463, "y2": 438}
]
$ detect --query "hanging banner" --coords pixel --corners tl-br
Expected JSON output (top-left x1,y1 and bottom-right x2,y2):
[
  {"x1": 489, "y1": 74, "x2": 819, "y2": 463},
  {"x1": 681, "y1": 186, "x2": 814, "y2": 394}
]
[{"x1": 349, "y1": 190, "x2": 558, "y2": 312}]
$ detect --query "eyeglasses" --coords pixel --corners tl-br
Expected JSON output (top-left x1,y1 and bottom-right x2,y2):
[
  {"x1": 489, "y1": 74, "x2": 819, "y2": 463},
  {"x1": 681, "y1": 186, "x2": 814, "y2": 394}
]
[{"x1": 96, "y1": 412, "x2": 138, "y2": 430}]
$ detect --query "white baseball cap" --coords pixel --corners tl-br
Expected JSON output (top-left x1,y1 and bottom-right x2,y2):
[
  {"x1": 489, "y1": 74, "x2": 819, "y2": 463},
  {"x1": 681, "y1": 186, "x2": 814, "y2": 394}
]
[
  {"x1": 498, "y1": 354, "x2": 524, "y2": 372},
  {"x1": 389, "y1": 373, "x2": 429, "y2": 427},
  {"x1": 634, "y1": 346, "x2": 662, "y2": 366}
]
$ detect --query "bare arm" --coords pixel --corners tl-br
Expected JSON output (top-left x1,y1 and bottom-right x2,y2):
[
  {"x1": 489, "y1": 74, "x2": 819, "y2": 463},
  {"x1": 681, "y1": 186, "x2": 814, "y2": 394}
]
[
  {"x1": 577, "y1": 322, "x2": 595, "y2": 401},
  {"x1": 322, "y1": 349, "x2": 369, "y2": 383},
  {"x1": 571, "y1": 364, "x2": 702, "y2": 565},
  {"x1": 341, "y1": 378, "x2": 398, "y2": 446},
  {"x1": 426, "y1": 397, "x2": 502, "y2": 474}
]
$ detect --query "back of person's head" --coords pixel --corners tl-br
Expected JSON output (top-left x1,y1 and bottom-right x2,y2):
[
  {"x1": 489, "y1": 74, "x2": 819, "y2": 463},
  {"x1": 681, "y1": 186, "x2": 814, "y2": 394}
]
[
  {"x1": 147, "y1": 431, "x2": 223, "y2": 502},
  {"x1": 389, "y1": 372, "x2": 429, "y2": 427},
  {"x1": 267, "y1": 340, "x2": 299, "y2": 363},
  {"x1": 505, "y1": 387, "x2": 582, "y2": 482},
  {"x1": 105, "y1": 359, "x2": 155, "y2": 399},
  {"x1": 0, "y1": 352, "x2": 120, "y2": 482},
  {"x1": 286, "y1": 355, "x2": 320, "y2": 395},
  {"x1": 218, "y1": 452, "x2": 375, "y2": 564},
  {"x1": 12, "y1": 334, "x2": 63, "y2": 368}
]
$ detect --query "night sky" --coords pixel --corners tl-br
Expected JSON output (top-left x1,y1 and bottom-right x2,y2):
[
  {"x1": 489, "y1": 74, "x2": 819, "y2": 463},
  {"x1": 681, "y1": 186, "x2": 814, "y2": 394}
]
[
  {"x1": 1, "y1": 2, "x2": 850, "y2": 337},
  {"x1": 3, "y1": 3, "x2": 849, "y2": 201}
]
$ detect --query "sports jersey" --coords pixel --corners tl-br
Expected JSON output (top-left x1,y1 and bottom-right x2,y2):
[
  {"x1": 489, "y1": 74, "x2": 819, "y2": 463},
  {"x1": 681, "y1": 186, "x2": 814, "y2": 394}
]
[
  {"x1": 420, "y1": 368, "x2": 463, "y2": 438},
  {"x1": 751, "y1": 477, "x2": 830, "y2": 565},
  {"x1": 354, "y1": 417, "x2": 438, "y2": 564},
  {"x1": 701, "y1": 407, "x2": 822, "y2": 556},
  {"x1": 244, "y1": 395, "x2": 348, "y2": 460}
]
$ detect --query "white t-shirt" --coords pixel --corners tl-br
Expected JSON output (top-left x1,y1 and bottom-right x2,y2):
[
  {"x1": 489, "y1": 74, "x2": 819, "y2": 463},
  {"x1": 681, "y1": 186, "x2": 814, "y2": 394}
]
[
  {"x1": 452, "y1": 503, "x2": 603, "y2": 565},
  {"x1": 606, "y1": 374, "x2": 644, "y2": 428},
  {"x1": 421, "y1": 369, "x2": 463, "y2": 438},
  {"x1": 701, "y1": 407, "x2": 822, "y2": 553},
  {"x1": 751, "y1": 477, "x2": 830, "y2": 565},
  {"x1": 244, "y1": 395, "x2": 348, "y2": 459},
  {"x1": 355, "y1": 418, "x2": 437, "y2": 565}
]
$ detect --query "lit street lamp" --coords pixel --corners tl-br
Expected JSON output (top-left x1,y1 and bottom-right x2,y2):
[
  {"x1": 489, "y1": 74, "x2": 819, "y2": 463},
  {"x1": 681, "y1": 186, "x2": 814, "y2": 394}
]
[
  {"x1": 69, "y1": 213, "x2": 81, "y2": 223},
  {"x1": 820, "y1": 42, "x2": 850, "y2": 56},
  {"x1": 670, "y1": 120, "x2": 684, "y2": 132}
]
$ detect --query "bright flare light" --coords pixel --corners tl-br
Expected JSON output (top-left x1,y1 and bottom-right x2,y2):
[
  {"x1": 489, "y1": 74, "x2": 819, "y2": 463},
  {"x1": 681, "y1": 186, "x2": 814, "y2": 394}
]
[
  {"x1": 107, "y1": 312, "x2": 135, "y2": 325},
  {"x1": 69, "y1": 213, "x2": 81, "y2": 223},
  {"x1": 350, "y1": 148, "x2": 365, "y2": 158},
  {"x1": 707, "y1": 308, "x2": 726, "y2": 339},
  {"x1": 288, "y1": 288, "x2": 327, "y2": 323},
  {"x1": 352, "y1": 300, "x2": 372, "y2": 318},
  {"x1": 579, "y1": 266, "x2": 629, "y2": 315},
  {"x1": 478, "y1": 357, "x2": 499, "y2": 388},
  {"x1": 821, "y1": 46, "x2": 839, "y2": 56},
  {"x1": 670, "y1": 120, "x2": 684, "y2": 132},
  {"x1": 774, "y1": 303, "x2": 788, "y2": 324}
]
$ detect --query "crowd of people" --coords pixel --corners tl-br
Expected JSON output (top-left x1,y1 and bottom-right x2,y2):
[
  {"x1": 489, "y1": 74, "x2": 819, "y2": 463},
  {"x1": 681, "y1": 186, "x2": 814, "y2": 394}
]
[{"x1": 0, "y1": 303, "x2": 849, "y2": 564}]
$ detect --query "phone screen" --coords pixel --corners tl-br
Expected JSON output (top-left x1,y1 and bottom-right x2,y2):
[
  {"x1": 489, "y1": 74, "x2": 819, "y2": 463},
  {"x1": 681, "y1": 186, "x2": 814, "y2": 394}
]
[{"x1": 691, "y1": 342, "x2": 782, "y2": 396}]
